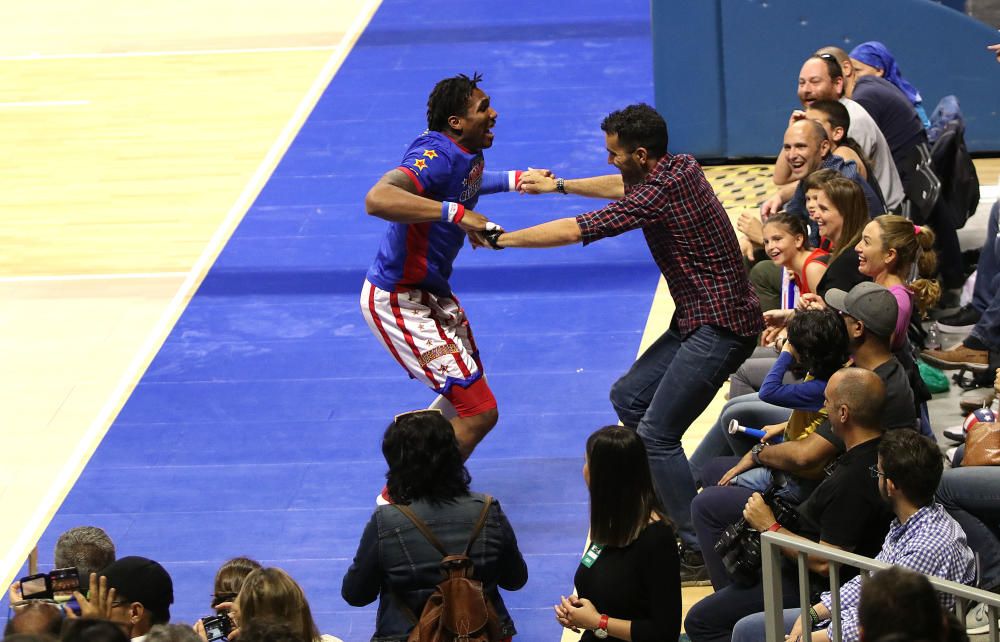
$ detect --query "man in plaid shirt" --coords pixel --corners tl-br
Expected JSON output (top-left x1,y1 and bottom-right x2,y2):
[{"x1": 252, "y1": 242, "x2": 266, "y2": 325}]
[
  {"x1": 492, "y1": 104, "x2": 763, "y2": 583},
  {"x1": 731, "y1": 429, "x2": 976, "y2": 642}
]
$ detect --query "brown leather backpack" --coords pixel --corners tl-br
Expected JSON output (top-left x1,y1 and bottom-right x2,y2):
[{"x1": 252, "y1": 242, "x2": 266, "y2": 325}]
[{"x1": 392, "y1": 496, "x2": 503, "y2": 642}]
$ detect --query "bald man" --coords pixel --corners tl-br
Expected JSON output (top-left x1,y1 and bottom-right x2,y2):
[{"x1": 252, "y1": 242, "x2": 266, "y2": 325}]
[
  {"x1": 685, "y1": 367, "x2": 895, "y2": 642},
  {"x1": 765, "y1": 119, "x2": 884, "y2": 225}
]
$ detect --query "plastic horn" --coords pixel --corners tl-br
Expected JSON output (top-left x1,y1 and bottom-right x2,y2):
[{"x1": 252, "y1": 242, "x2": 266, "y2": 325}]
[{"x1": 728, "y1": 419, "x2": 767, "y2": 440}]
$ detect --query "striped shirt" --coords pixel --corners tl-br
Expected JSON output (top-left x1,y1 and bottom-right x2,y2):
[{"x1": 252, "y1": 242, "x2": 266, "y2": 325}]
[{"x1": 575, "y1": 153, "x2": 762, "y2": 338}]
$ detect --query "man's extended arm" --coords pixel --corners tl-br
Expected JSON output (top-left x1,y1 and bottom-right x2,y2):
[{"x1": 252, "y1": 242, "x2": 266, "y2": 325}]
[
  {"x1": 757, "y1": 430, "x2": 838, "y2": 473},
  {"x1": 365, "y1": 168, "x2": 493, "y2": 234},
  {"x1": 496, "y1": 218, "x2": 582, "y2": 248},
  {"x1": 518, "y1": 170, "x2": 625, "y2": 200}
]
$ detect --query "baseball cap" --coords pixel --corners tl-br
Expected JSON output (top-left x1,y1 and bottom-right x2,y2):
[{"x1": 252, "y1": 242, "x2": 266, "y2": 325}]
[
  {"x1": 100, "y1": 556, "x2": 173, "y2": 622},
  {"x1": 824, "y1": 282, "x2": 898, "y2": 339}
]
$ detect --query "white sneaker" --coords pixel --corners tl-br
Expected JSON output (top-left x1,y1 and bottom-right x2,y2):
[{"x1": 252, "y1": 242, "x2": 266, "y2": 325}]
[{"x1": 966, "y1": 602, "x2": 998, "y2": 635}]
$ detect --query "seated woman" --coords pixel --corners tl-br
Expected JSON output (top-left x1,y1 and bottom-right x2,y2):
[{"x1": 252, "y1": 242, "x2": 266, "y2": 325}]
[
  {"x1": 554, "y1": 426, "x2": 681, "y2": 642},
  {"x1": 855, "y1": 214, "x2": 938, "y2": 350},
  {"x1": 199, "y1": 567, "x2": 342, "y2": 642},
  {"x1": 849, "y1": 41, "x2": 931, "y2": 129},
  {"x1": 856, "y1": 213, "x2": 939, "y2": 436},
  {"x1": 209, "y1": 557, "x2": 261, "y2": 615},
  {"x1": 341, "y1": 409, "x2": 527, "y2": 642},
  {"x1": 690, "y1": 308, "x2": 848, "y2": 501}
]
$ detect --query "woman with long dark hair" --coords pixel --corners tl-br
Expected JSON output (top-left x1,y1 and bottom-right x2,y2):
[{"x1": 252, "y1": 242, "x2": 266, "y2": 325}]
[
  {"x1": 554, "y1": 426, "x2": 681, "y2": 642},
  {"x1": 342, "y1": 409, "x2": 527, "y2": 641}
]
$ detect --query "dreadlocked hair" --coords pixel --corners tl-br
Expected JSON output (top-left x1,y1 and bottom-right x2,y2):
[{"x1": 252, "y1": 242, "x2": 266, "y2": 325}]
[{"x1": 426, "y1": 72, "x2": 483, "y2": 132}]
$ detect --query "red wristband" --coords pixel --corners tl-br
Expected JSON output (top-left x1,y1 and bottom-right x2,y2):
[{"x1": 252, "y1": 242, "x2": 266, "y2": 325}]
[
  {"x1": 441, "y1": 201, "x2": 465, "y2": 224},
  {"x1": 767, "y1": 522, "x2": 781, "y2": 532},
  {"x1": 599, "y1": 614, "x2": 608, "y2": 631}
]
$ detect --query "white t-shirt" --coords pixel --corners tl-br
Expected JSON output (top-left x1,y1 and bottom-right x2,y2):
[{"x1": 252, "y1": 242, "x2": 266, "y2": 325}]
[{"x1": 840, "y1": 97, "x2": 904, "y2": 210}]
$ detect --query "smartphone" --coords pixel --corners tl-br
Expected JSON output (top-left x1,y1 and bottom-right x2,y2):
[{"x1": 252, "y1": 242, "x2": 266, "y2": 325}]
[
  {"x1": 201, "y1": 614, "x2": 233, "y2": 642},
  {"x1": 18, "y1": 573, "x2": 51, "y2": 600},
  {"x1": 49, "y1": 567, "x2": 80, "y2": 602}
]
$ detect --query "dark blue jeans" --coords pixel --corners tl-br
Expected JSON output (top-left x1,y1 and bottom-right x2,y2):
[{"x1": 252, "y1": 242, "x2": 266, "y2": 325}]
[
  {"x1": 936, "y1": 465, "x2": 1000, "y2": 591},
  {"x1": 610, "y1": 323, "x2": 756, "y2": 549},
  {"x1": 971, "y1": 200, "x2": 1000, "y2": 351}
]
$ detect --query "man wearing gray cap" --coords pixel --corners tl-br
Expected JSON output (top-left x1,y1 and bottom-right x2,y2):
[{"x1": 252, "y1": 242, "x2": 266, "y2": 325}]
[
  {"x1": 823, "y1": 282, "x2": 917, "y2": 439},
  {"x1": 707, "y1": 282, "x2": 916, "y2": 487}
]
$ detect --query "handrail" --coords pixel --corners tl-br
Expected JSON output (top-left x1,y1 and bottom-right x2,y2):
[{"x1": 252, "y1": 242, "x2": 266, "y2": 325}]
[{"x1": 761, "y1": 530, "x2": 1000, "y2": 642}]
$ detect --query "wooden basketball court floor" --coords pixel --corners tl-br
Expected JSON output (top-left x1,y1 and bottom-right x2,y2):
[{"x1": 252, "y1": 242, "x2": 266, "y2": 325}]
[
  {"x1": 2, "y1": 0, "x2": 999, "y2": 639},
  {"x1": 1, "y1": 0, "x2": 380, "y2": 602}
]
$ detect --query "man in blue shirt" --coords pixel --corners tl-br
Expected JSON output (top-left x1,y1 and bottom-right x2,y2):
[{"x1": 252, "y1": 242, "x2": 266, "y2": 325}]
[{"x1": 362, "y1": 73, "x2": 523, "y2": 473}]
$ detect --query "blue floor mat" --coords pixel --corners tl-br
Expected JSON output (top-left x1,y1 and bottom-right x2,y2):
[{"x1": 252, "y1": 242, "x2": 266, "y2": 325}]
[{"x1": 5, "y1": 2, "x2": 658, "y2": 639}]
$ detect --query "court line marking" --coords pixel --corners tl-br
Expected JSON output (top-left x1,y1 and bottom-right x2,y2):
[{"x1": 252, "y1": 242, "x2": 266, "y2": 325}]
[
  {"x1": 0, "y1": 272, "x2": 188, "y2": 283},
  {"x1": 0, "y1": 0, "x2": 383, "y2": 592},
  {"x1": 0, "y1": 44, "x2": 338, "y2": 62},
  {"x1": 0, "y1": 100, "x2": 89, "y2": 108}
]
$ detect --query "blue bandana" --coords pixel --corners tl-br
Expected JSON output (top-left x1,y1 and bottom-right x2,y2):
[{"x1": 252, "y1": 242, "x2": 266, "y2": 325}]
[{"x1": 850, "y1": 41, "x2": 923, "y2": 105}]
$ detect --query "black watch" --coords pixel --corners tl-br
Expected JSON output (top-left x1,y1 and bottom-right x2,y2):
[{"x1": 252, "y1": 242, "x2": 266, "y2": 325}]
[{"x1": 751, "y1": 442, "x2": 767, "y2": 466}]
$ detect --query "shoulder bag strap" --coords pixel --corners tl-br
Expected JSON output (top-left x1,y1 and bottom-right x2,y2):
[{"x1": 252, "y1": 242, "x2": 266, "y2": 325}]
[
  {"x1": 462, "y1": 494, "x2": 493, "y2": 556},
  {"x1": 392, "y1": 503, "x2": 449, "y2": 556}
]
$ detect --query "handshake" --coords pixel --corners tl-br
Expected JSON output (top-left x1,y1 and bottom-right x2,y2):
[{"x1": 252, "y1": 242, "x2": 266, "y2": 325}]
[{"x1": 464, "y1": 168, "x2": 561, "y2": 250}]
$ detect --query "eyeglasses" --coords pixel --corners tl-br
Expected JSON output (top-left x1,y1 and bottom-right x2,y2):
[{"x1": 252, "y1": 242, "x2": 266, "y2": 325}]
[
  {"x1": 393, "y1": 408, "x2": 444, "y2": 422},
  {"x1": 869, "y1": 465, "x2": 887, "y2": 479}
]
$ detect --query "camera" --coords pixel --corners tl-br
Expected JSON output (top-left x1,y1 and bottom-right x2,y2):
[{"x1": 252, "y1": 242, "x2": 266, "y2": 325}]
[
  {"x1": 18, "y1": 567, "x2": 80, "y2": 602},
  {"x1": 714, "y1": 483, "x2": 800, "y2": 587},
  {"x1": 16, "y1": 568, "x2": 82, "y2": 616},
  {"x1": 201, "y1": 613, "x2": 234, "y2": 642}
]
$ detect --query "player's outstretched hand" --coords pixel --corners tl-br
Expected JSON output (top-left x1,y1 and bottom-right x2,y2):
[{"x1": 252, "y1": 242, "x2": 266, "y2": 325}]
[{"x1": 517, "y1": 169, "x2": 557, "y2": 194}]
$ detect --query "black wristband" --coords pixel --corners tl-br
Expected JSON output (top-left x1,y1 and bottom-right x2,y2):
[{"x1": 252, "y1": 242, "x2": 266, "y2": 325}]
[
  {"x1": 483, "y1": 228, "x2": 504, "y2": 250},
  {"x1": 556, "y1": 177, "x2": 566, "y2": 194}
]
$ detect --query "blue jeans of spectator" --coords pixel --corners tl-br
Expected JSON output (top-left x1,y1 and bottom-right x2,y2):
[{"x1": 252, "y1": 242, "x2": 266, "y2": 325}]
[
  {"x1": 689, "y1": 393, "x2": 792, "y2": 487},
  {"x1": 728, "y1": 466, "x2": 816, "y2": 505},
  {"x1": 732, "y1": 609, "x2": 814, "y2": 642},
  {"x1": 936, "y1": 465, "x2": 1000, "y2": 591},
  {"x1": 970, "y1": 200, "x2": 1000, "y2": 351},
  {"x1": 610, "y1": 323, "x2": 756, "y2": 550},
  {"x1": 685, "y1": 566, "x2": 803, "y2": 642}
]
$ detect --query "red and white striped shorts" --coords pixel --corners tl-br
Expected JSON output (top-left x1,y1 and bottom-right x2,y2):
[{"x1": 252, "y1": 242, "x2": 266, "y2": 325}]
[{"x1": 361, "y1": 280, "x2": 484, "y2": 396}]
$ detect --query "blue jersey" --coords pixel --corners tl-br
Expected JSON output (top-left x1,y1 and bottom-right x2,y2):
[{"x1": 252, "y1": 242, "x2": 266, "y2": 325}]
[{"x1": 366, "y1": 131, "x2": 516, "y2": 297}]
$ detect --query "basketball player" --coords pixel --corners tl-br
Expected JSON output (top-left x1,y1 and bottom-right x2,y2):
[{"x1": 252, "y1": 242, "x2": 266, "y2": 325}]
[{"x1": 361, "y1": 73, "x2": 522, "y2": 478}]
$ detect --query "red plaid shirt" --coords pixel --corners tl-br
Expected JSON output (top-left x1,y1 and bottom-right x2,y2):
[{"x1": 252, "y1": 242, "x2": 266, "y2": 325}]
[{"x1": 576, "y1": 153, "x2": 763, "y2": 338}]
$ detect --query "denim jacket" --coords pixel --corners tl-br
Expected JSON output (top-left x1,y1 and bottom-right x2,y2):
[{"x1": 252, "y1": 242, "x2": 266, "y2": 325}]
[{"x1": 341, "y1": 493, "x2": 528, "y2": 642}]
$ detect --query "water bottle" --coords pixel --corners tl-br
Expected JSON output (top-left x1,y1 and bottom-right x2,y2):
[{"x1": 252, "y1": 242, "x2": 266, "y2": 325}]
[{"x1": 926, "y1": 322, "x2": 941, "y2": 350}]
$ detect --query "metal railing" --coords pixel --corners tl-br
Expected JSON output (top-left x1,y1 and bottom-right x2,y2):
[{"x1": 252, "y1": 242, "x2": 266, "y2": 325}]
[{"x1": 761, "y1": 530, "x2": 1000, "y2": 642}]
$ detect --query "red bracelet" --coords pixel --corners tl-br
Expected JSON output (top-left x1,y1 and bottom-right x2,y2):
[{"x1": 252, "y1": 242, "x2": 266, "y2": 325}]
[
  {"x1": 767, "y1": 522, "x2": 781, "y2": 532},
  {"x1": 599, "y1": 614, "x2": 609, "y2": 631}
]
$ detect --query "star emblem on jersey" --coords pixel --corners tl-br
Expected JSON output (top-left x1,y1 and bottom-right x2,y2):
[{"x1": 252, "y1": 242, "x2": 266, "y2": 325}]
[
  {"x1": 413, "y1": 159, "x2": 427, "y2": 171},
  {"x1": 422, "y1": 149, "x2": 438, "y2": 159}
]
